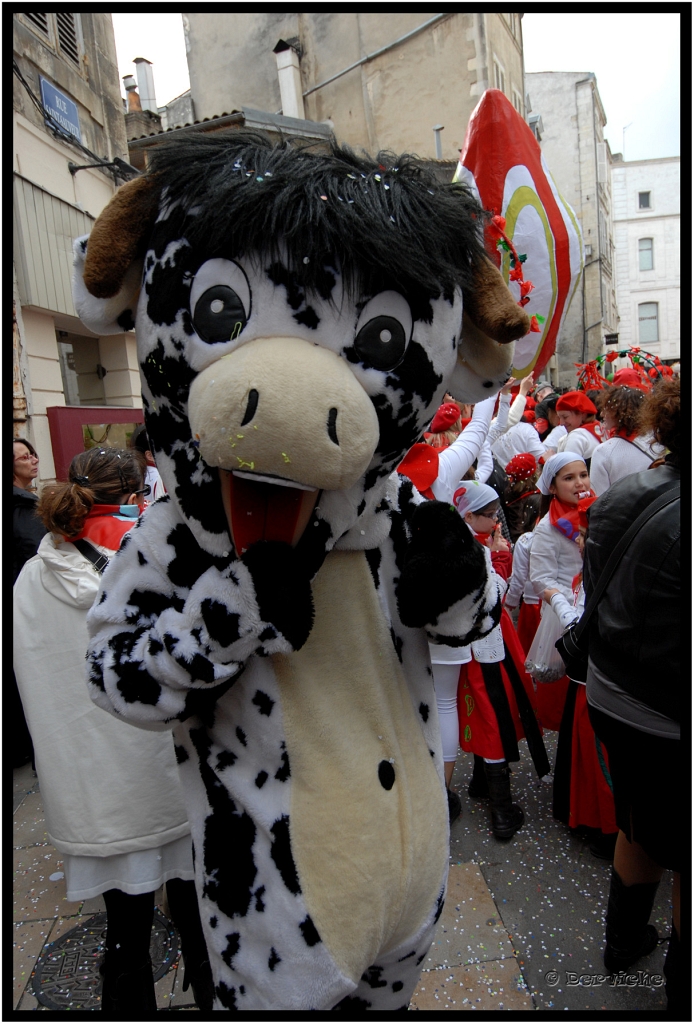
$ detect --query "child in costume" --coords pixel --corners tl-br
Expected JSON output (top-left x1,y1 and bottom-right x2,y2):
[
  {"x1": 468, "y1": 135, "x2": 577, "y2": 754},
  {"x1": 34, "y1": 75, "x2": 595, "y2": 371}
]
[
  {"x1": 555, "y1": 391, "x2": 602, "y2": 469},
  {"x1": 528, "y1": 449, "x2": 625, "y2": 861},
  {"x1": 453, "y1": 480, "x2": 550, "y2": 840}
]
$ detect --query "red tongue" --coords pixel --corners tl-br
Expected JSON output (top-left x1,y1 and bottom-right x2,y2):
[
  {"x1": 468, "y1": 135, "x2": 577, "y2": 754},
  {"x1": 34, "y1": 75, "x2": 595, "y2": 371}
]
[{"x1": 221, "y1": 470, "x2": 318, "y2": 555}]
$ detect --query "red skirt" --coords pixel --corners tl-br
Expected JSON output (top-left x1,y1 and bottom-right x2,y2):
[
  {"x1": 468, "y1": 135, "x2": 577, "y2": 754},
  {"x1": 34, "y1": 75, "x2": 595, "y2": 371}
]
[
  {"x1": 517, "y1": 600, "x2": 541, "y2": 656},
  {"x1": 458, "y1": 609, "x2": 542, "y2": 761},
  {"x1": 534, "y1": 675, "x2": 570, "y2": 732},
  {"x1": 554, "y1": 683, "x2": 617, "y2": 834}
]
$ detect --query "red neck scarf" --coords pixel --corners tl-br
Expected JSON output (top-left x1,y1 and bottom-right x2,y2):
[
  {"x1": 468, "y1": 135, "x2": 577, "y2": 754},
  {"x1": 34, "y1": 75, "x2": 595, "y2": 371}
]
[
  {"x1": 607, "y1": 426, "x2": 639, "y2": 442},
  {"x1": 549, "y1": 493, "x2": 596, "y2": 543},
  {"x1": 577, "y1": 421, "x2": 601, "y2": 439}
]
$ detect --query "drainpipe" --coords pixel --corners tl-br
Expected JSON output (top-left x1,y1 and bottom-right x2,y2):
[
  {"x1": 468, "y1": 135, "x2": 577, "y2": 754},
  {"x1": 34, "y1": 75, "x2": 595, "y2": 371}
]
[{"x1": 273, "y1": 40, "x2": 306, "y2": 120}]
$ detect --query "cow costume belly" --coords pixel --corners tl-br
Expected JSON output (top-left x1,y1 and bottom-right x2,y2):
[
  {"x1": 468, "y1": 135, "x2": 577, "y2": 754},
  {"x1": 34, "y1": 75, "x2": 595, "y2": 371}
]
[{"x1": 73, "y1": 130, "x2": 529, "y2": 1010}]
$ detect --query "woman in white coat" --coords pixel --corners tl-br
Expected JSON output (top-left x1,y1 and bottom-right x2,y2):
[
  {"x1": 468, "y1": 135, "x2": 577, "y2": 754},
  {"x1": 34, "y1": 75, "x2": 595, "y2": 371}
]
[
  {"x1": 529, "y1": 453, "x2": 617, "y2": 855},
  {"x1": 13, "y1": 447, "x2": 212, "y2": 1013}
]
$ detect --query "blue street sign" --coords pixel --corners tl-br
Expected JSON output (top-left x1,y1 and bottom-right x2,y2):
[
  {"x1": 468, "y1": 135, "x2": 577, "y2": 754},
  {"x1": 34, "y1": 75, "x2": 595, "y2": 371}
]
[{"x1": 39, "y1": 77, "x2": 82, "y2": 143}]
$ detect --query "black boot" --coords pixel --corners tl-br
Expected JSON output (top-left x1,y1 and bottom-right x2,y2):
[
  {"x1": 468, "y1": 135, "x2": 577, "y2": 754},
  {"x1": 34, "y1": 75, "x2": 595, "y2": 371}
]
[
  {"x1": 603, "y1": 868, "x2": 660, "y2": 974},
  {"x1": 165, "y1": 878, "x2": 215, "y2": 1011},
  {"x1": 467, "y1": 754, "x2": 489, "y2": 799},
  {"x1": 447, "y1": 788, "x2": 462, "y2": 824},
  {"x1": 483, "y1": 761, "x2": 524, "y2": 839},
  {"x1": 663, "y1": 923, "x2": 683, "y2": 1011},
  {"x1": 100, "y1": 954, "x2": 157, "y2": 1014}
]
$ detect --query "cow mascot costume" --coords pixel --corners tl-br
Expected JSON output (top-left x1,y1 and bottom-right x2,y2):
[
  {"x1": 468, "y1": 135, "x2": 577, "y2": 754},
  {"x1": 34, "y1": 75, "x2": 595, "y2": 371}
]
[{"x1": 73, "y1": 131, "x2": 529, "y2": 1011}]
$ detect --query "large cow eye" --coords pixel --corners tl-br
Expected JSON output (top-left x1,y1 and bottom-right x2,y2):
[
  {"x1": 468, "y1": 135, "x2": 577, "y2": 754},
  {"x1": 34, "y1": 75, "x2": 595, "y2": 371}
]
[
  {"x1": 190, "y1": 259, "x2": 251, "y2": 344},
  {"x1": 353, "y1": 291, "x2": 412, "y2": 371}
]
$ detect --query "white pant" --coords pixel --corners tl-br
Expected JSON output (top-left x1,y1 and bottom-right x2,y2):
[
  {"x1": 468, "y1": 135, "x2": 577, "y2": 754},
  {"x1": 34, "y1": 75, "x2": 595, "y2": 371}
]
[{"x1": 432, "y1": 663, "x2": 461, "y2": 763}]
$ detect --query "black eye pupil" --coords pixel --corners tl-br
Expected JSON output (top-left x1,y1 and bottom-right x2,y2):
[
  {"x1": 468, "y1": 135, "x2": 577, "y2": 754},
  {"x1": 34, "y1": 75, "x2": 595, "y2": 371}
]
[
  {"x1": 193, "y1": 285, "x2": 247, "y2": 344},
  {"x1": 354, "y1": 315, "x2": 407, "y2": 371}
]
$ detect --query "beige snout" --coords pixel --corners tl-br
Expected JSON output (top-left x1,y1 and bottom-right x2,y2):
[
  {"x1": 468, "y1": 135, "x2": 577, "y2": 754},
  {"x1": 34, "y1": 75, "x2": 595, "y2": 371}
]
[{"x1": 188, "y1": 337, "x2": 380, "y2": 491}]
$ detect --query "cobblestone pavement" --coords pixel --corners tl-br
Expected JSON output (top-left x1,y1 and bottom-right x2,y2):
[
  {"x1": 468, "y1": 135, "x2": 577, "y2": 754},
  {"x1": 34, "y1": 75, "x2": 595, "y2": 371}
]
[{"x1": 14, "y1": 732, "x2": 673, "y2": 1013}]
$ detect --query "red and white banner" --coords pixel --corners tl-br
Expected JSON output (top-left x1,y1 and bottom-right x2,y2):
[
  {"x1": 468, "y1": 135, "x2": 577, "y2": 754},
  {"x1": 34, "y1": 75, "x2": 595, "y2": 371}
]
[{"x1": 455, "y1": 89, "x2": 583, "y2": 377}]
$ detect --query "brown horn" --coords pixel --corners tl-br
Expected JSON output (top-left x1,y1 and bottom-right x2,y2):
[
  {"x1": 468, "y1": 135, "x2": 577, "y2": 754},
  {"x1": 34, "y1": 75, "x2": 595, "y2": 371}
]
[
  {"x1": 463, "y1": 253, "x2": 530, "y2": 344},
  {"x1": 83, "y1": 175, "x2": 161, "y2": 299}
]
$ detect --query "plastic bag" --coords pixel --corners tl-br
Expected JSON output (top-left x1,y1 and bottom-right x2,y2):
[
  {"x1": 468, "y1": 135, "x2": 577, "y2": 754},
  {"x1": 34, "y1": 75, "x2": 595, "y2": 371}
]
[{"x1": 524, "y1": 604, "x2": 567, "y2": 682}]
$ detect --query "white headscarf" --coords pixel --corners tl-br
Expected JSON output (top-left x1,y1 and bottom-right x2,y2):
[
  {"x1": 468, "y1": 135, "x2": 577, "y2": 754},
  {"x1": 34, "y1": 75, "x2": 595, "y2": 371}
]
[
  {"x1": 452, "y1": 480, "x2": 500, "y2": 515},
  {"x1": 538, "y1": 452, "x2": 587, "y2": 495}
]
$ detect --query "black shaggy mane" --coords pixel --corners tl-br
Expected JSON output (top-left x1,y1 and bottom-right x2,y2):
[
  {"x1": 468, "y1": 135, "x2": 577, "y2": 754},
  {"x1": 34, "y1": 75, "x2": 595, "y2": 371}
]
[{"x1": 145, "y1": 130, "x2": 489, "y2": 300}]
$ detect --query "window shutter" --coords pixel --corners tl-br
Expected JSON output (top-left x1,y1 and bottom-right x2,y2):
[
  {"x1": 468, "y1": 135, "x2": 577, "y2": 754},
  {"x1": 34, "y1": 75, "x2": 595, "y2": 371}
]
[
  {"x1": 56, "y1": 13, "x2": 79, "y2": 65},
  {"x1": 26, "y1": 13, "x2": 50, "y2": 35}
]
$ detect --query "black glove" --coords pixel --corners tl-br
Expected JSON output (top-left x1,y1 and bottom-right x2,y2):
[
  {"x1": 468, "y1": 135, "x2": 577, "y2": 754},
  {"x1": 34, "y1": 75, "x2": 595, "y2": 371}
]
[
  {"x1": 242, "y1": 541, "x2": 315, "y2": 651},
  {"x1": 396, "y1": 500, "x2": 486, "y2": 629}
]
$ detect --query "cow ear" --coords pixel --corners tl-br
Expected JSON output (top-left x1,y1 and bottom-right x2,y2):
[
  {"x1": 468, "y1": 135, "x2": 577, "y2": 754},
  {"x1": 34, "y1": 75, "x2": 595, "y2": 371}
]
[
  {"x1": 462, "y1": 253, "x2": 530, "y2": 344},
  {"x1": 450, "y1": 311, "x2": 515, "y2": 403},
  {"x1": 72, "y1": 175, "x2": 160, "y2": 335}
]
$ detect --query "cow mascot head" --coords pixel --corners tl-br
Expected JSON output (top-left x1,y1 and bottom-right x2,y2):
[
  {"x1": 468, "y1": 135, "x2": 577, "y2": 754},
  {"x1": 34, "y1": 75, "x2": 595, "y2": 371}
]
[{"x1": 74, "y1": 131, "x2": 529, "y2": 1012}]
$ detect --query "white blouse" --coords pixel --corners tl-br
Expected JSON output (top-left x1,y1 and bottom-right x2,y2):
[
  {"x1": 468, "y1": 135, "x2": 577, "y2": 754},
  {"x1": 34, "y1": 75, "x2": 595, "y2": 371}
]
[{"x1": 528, "y1": 513, "x2": 583, "y2": 627}]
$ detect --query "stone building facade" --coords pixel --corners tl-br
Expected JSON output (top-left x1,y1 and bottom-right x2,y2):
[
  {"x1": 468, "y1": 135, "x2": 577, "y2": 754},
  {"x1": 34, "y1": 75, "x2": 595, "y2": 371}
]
[
  {"x1": 13, "y1": 12, "x2": 140, "y2": 484},
  {"x1": 182, "y1": 12, "x2": 526, "y2": 160},
  {"x1": 610, "y1": 156, "x2": 680, "y2": 364},
  {"x1": 525, "y1": 71, "x2": 618, "y2": 387}
]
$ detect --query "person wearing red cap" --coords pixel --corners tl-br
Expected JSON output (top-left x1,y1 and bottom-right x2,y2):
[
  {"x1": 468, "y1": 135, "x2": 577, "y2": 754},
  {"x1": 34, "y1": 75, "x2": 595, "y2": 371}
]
[
  {"x1": 555, "y1": 391, "x2": 602, "y2": 468},
  {"x1": 502, "y1": 453, "x2": 541, "y2": 544}
]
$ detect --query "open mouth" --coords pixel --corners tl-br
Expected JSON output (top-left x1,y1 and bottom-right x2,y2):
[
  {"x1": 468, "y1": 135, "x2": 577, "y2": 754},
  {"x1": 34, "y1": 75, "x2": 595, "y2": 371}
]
[{"x1": 219, "y1": 469, "x2": 319, "y2": 555}]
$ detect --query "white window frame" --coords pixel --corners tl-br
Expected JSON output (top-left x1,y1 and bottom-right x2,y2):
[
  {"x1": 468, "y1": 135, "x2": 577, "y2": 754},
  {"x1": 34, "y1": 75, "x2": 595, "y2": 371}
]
[
  {"x1": 512, "y1": 88, "x2": 523, "y2": 115},
  {"x1": 638, "y1": 238, "x2": 654, "y2": 272},
  {"x1": 637, "y1": 302, "x2": 659, "y2": 345}
]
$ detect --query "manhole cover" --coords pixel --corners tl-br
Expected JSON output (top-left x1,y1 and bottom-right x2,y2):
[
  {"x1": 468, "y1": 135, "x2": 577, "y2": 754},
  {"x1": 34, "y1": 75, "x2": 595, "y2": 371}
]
[{"x1": 31, "y1": 908, "x2": 179, "y2": 1011}]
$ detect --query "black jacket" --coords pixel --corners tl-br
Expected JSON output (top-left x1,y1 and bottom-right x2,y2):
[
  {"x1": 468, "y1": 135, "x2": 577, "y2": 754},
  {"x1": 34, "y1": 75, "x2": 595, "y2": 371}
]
[
  {"x1": 13, "y1": 486, "x2": 47, "y2": 583},
  {"x1": 583, "y1": 460, "x2": 680, "y2": 722}
]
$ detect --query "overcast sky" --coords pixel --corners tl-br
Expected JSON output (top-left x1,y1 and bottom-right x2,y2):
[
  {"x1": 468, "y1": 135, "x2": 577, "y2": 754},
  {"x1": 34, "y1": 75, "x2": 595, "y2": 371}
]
[{"x1": 112, "y1": 12, "x2": 680, "y2": 161}]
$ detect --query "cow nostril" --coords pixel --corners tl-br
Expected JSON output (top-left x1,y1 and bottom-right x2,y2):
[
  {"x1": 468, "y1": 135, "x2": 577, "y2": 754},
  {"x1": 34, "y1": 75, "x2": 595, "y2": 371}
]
[
  {"x1": 327, "y1": 408, "x2": 339, "y2": 446},
  {"x1": 240, "y1": 389, "x2": 259, "y2": 426}
]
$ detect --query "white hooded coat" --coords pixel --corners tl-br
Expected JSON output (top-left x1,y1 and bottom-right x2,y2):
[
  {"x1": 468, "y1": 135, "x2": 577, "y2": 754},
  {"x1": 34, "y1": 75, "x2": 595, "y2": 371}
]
[{"x1": 13, "y1": 532, "x2": 190, "y2": 858}]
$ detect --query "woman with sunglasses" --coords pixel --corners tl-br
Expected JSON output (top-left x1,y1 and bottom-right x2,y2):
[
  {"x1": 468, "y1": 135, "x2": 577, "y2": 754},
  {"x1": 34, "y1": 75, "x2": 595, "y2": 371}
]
[
  {"x1": 450, "y1": 481, "x2": 549, "y2": 840},
  {"x1": 14, "y1": 446, "x2": 212, "y2": 1013}
]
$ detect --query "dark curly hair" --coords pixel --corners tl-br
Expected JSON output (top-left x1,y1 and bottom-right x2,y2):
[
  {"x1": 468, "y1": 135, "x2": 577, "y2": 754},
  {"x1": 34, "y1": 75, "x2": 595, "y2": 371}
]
[
  {"x1": 599, "y1": 386, "x2": 646, "y2": 435},
  {"x1": 639, "y1": 377, "x2": 680, "y2": 456},
  {"x1": 37, "y1": 447, "x2": 145, "y2": 538}
]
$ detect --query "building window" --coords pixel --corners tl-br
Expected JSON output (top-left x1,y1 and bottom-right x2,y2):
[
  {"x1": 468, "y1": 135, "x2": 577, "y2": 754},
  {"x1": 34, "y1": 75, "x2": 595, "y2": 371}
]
[
  {"x1": 638, "y1": 191, "x2": 651, "y2": 209},
  {"x1": 512, "y1": 89, "x2": 523, "y2": 114},
  {"x1": 638, "y1": 302, "x2": 658, "y2": 345},
  {"x1": 638, "y1": 238, "x2": 654, "y2": 271},
  {"x1": 493, "y1": 56, "x2": 505, "y2": 94},
  {"x1": 20, "y1": 13, "x2": 82, "y2": 68}
]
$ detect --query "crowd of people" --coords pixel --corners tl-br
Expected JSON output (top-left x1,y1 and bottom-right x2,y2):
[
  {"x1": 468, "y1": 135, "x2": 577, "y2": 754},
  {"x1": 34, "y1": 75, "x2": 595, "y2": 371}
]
[
  {"x1": 13, "y1": 371, "x2": 680, "y2": 1011},
  {"x1": 398, "y1": 369, "x2": 681, "y2": 1009}
]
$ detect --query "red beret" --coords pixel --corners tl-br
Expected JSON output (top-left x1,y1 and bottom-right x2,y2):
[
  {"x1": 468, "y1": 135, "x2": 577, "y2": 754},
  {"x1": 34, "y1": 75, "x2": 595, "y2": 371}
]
[
  {"x1": 612, "y1": 368, "x2": 649, "y2": 391},
  {"x1": 397, "y1": 443, "x2": 439, "y2": 491},
  {"x1": 505, "y1": 452, "x2": 538, "y2": 481},
  {"x1": 522, "y1": 409, "x2": 536, "y2": 423},
  {"x1": 524, "y1": 396, "x2": 537, "y2": 410},
  {"x1": 556, "y1": 391, "x2": 597, "y2": 415},
  {"x1": 430, "y1": 402, "x2": 461, "y2": 433}
]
